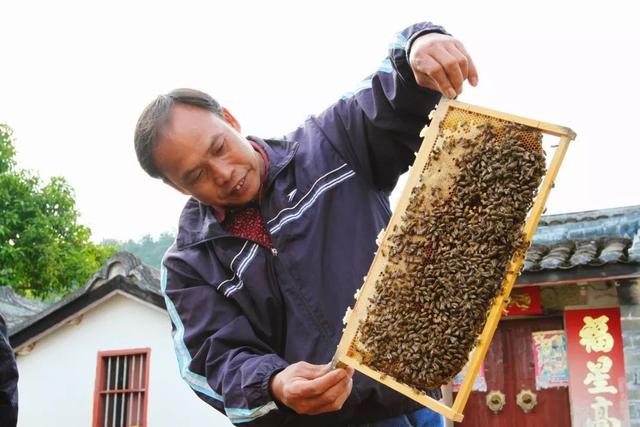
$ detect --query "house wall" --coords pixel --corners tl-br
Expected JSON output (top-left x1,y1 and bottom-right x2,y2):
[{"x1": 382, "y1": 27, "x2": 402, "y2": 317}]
[
  {"x1": 622, "y1": 303, "x2": 640, "y2": 427},
  {"x1": 528, "y1": 281, "x2": 638, "y2": 424},
  {"x1": 16, "y1": 293, "x2": 232, "y2": 427}
]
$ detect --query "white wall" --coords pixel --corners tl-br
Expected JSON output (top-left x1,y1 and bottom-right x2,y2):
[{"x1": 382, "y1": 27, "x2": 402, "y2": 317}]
[{"x1": 16, "y1": 293, "x2": 232, "y2": 427}]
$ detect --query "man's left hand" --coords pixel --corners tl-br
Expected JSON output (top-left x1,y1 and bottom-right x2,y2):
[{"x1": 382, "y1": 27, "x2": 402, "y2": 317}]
[{"x1": 408, "y1": 33, "x2": 479, "y2": 99}]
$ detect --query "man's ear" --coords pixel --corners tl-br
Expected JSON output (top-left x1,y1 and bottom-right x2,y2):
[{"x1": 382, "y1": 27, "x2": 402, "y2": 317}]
[
  {"x1": 222, "y1": 108, "x2": 241, "y2": 133},
  {"x1": 162, "y1": 177, "x2": 191, "y2": 196}
]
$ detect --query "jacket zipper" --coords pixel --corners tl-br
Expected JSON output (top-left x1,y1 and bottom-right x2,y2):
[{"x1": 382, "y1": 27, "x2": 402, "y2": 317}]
[{"x1": 229, "y1": 235, "x2": 278, "y2": 257}]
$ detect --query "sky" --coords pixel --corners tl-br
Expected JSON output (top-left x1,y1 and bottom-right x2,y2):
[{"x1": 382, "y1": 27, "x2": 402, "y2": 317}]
[{"x1": 1, "y1": 0, "x2": 639, "y2": 242}]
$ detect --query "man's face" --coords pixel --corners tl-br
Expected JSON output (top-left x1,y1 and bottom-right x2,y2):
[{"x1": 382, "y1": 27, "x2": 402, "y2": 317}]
[{"x1": 153, "y1": 103, "x2": 264, "y2": 208}]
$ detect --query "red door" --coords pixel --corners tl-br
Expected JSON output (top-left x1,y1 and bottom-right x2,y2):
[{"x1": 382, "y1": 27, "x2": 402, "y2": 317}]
[{"x1": 454, "y1": 317, "x2": 571, "y2": 426}]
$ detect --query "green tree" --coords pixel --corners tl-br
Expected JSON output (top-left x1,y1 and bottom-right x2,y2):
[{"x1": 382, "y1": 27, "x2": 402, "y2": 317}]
[
  {"x1": 0, "y1": 124, "x2": 116, "y2": 299},
  {"x1": 103, "y1": 232, "x2": 175, "y2": 270}
]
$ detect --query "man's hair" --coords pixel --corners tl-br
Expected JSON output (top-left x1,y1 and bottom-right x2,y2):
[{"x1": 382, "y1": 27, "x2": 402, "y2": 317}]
[{"x1": 134, "y1": 88, "x2": 224, "y2": 179}]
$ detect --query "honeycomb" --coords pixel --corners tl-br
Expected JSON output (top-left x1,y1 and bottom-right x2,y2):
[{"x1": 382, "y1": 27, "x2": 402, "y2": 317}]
[{"x1": 351, "y1": 106, "x2": 546, "y2": 392}]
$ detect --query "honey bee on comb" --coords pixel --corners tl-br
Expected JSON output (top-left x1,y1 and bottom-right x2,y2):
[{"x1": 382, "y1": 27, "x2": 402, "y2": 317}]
[{"x1": 355, "y1": 118, "x2": 546, "y2": 392}]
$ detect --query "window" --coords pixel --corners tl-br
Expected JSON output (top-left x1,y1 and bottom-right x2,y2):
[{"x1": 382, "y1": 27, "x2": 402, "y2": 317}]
[{"x1": 92, "y1": 348, "x2": 150, "y2": 427}]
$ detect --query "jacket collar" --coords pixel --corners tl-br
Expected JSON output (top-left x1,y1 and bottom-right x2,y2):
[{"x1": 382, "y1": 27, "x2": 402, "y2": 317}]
[{"x1": 175, "y1": 136, "x2": 299, "y2": 250}]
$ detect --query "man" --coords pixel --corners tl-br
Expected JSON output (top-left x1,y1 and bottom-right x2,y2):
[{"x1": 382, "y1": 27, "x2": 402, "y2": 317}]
[
  {"x1": 135, "y1": 22, "x2": 477, "y2": 426},
  {"x1": 0, "y1": 314, "x2": 18, "y2": 427}
]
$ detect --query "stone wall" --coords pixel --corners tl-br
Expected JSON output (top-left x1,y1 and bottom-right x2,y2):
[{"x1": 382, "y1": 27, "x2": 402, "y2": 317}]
[{"x1": 621, "y1": 291, "x2": 640, "y2": 426}]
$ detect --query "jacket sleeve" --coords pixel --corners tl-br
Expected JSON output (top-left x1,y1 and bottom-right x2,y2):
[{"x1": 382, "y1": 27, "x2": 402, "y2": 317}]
[
  {"x1": 161, "y1": 257, "x2": 289, "y2": 426},
  {"x1": 0, "y1": 315, "x2": 18, "y2": 427},
  {"x1": 288, "y1": 22, "x2": 448, "y2": 193}
]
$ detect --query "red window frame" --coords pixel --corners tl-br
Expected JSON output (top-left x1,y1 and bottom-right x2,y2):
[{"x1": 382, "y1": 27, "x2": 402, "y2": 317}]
[{"x1": 92, "y1": 348, "x2": 151, "y2": 427}]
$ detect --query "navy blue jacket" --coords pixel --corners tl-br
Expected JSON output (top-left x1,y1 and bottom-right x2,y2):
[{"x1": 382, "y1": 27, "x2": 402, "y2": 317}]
[
  {"x1": 162, "y1": 22, "x2": 447, "y2": 426},
  {"x1": 0, "y1": 314, "x2": 18, "y2": 427}
]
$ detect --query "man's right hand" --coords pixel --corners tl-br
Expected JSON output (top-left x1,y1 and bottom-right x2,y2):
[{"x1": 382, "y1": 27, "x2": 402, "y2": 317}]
[{"x1": 270, "y1": 361, "x2": 354, "y2": 415}]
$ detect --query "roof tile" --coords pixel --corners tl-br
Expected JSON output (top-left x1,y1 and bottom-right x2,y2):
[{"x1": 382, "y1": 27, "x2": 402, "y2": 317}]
[{"x1": 525, "y1": 205, "x2": 640, "y2": 271}]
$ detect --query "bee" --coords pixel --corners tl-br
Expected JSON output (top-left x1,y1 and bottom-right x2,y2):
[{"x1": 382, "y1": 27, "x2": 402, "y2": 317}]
[{"x1": 356, "y1": 120, "x2": 546, "y2": 391}]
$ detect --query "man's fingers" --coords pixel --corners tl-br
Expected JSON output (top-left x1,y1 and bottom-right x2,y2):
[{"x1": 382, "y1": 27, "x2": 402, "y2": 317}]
[
  {"x1": 431, "y1": 46, "x2": 465, "y2": 97},
  {"x1": 314, "y1": 373, "x2": 352, "y2": 406},
  {"x1": 290, "y1": 361, "x2": 331, "y2": 379},
  {"x1": 297, "y1": 377, "x2": 350, "y2": 413},
  {"x1": 292, "y1": 368, "x2": 348, "y2": 397},
  {"x1": 412, "y1": 71, "x2": 443, "y2": 94},
  {"x1": 297, "y1": 378, "x2": 353, "y2": 415},
  {"x1": 344, "y1": 366, "x2": 355, "y2": 378},
  {"x1": 467, "y1": 56, "x2": 479, "y2": 87},
  {"x1": 445, "y1": 44, "x2": 469, "y2": 89},
  {"x1": 414, "y1": 56, "x2": 455, "y2": 98},
  {"x1": 454, "y1": 40, "x2": 479, "y2": 86}
]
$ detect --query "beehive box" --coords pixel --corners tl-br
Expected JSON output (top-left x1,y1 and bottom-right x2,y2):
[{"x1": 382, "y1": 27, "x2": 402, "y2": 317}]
[{"x1": 332, "y1": 98, "x2": 576, "y2": 422}]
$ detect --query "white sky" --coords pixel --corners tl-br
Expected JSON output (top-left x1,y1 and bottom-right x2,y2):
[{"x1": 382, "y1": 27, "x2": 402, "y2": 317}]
[{"x1": 1, "y1": 0, "x2": 639, "y2": 242}]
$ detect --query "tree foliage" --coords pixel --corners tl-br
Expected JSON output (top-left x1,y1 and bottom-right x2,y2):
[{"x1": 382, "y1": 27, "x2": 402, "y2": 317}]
[
  {"x1": 0, "y1": 124, "x2": 116, "y2": 299},
  {"x1": 103, "y1": 232, "x2": 175, "y2": 270}
]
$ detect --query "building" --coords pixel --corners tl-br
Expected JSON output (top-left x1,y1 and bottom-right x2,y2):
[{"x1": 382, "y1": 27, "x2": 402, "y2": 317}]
[
  {"x1": 2, "y1": 252, "x2": 232, "y2": 427},
  {"x1": 453, "y1": 205, "x2": 640, "y2": 426}
]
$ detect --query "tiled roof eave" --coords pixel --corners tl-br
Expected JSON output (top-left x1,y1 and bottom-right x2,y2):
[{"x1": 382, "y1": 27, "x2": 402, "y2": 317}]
[
  {"x1": 517, "y1": 262, "x2": 640, "y2": 286},
  {"x1": 8, "y1": 276, "x2": 165, "y2": 350}
]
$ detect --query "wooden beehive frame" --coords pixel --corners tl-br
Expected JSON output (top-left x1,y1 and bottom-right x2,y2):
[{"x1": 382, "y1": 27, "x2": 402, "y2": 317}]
[{"x1": 332, "y1": 98, "x2": 576, "y2": 422}]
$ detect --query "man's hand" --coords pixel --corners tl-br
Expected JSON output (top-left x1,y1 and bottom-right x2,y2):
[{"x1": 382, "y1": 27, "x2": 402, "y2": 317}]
[
  {"x1": 270, "y1": 362, "x2": 354, "y2": 415},
  {"x1": 409, "y1": 33, "x2": 479, "y2": 99}
]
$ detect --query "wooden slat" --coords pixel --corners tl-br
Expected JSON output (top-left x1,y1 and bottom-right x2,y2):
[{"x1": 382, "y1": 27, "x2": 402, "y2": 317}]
[
  {"x1": 523, "y1": 136, "x2": 572, "y2": 240},
  {"x1": 339, "y1": 355, "x2": 464, "y2": 422},
  {"x1": 447, "y1": 100, "x2": 577, "y2": 140}
]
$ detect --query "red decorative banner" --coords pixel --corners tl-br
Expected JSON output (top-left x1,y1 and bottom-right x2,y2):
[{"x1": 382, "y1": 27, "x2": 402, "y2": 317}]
[
  {"x1": 565, "y1": 307, "x2": 630, "y2": 426},
  {"x1": 505, "y1": 286, "x2": 542, "y2": 316}
]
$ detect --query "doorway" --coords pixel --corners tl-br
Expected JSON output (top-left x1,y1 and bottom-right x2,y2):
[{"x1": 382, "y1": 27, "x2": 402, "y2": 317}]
[{"x1": 454, "y1": 317, "x2": 571, "y2": 426}]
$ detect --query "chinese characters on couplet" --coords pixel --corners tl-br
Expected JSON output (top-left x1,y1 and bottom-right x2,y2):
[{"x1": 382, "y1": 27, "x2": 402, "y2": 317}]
[
  {"x1": 579, "y1": 315, "x2": 620, "y2": 426},
  {"x1": 565, "y1": 307, "x2": 629, "y2": 427},
  {"x1": 585, "y1": 356, "x2": 617, "y2": 395},
  {"x1": 580, "y1": 315, "x2": 614, "y2": 353}
]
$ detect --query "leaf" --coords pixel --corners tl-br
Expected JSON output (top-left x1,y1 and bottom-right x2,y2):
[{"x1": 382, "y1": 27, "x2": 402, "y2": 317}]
[{"x1": 0, "y1": 123, "x2": 116, "y2": 299}]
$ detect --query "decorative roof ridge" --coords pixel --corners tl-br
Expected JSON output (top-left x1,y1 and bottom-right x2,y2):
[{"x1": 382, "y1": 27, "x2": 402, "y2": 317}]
[
  {"x1": 0, "y1": 286, "x2": 49, "y2": 312},
  {"x1": 533, "y1": 211, "x2": 640, "y2": 245},
  {"x1": 538, "y1": 204, "x2": 640, "y2": 226},
  {"x1": 87, "y1": 251, "x2": 160, "y2": 292},
  {"x1": 0, "y1": 286, "x2": 51, "y2": 330},
  {"x1": 6, "y1": 251, "x2": 162, "y2": 337}
]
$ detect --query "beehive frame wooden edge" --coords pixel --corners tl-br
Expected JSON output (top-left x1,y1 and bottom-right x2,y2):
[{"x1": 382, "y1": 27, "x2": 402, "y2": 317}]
[{"x1": 331, "y1": 97, "x2": 576, "y2": 422}]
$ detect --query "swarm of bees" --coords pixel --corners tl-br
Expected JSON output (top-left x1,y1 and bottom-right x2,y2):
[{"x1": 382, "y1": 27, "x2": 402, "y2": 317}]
[{"x1": 356, "y1": 119, "x2": 546, "y2": 391}]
